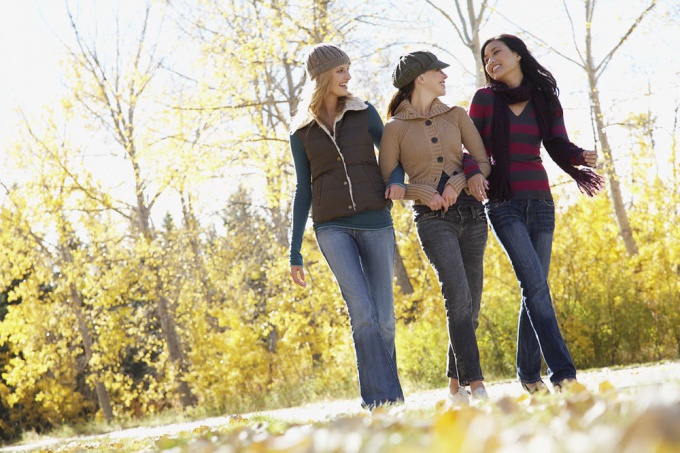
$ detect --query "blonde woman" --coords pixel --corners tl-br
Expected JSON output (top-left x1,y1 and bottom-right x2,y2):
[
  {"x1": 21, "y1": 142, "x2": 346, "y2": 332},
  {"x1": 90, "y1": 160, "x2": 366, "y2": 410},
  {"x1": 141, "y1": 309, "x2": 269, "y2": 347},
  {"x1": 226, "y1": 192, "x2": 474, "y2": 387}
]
[{"x1": 288, "y1": 44, "x2": 403, "y2": 409}]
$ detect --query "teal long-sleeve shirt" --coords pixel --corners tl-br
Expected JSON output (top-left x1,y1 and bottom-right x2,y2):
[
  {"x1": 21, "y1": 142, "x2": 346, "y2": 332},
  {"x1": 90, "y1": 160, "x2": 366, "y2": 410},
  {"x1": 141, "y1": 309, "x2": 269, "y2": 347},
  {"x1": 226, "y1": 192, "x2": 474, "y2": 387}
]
[{"x1": 289, "y1": 102, "x2": 404, "y2": 266}]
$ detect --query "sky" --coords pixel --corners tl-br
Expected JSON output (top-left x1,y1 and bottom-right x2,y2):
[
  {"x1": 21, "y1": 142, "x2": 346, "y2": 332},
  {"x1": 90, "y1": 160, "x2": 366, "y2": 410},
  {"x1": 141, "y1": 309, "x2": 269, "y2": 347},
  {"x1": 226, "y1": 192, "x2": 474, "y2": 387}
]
[
  {"x1": 0, "y1": 1, "x2": 65, "y2": 142},
  {"x1": 0, "y1": 0, "x2": 677, "y2": 226}
]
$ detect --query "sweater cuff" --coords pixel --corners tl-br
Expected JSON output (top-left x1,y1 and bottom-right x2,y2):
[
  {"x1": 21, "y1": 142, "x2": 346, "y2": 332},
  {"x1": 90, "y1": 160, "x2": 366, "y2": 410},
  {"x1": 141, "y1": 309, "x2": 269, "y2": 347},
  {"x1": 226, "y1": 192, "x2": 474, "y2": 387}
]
[
  {"x1": 445, "y1": 172, "x2": 467, "y2": 195},
  {"x1": 407, "y1": 185, "x2": 437, "y2": 205},
  {"x1": 570, "y1": 152, "x2": 587, "y2": 166},
  {"x1": 289, "y1": 251, "x2": 303, "y2": 267},
  {"x1": 463, "y1": 154, "x2": 482, "y2": 178}
]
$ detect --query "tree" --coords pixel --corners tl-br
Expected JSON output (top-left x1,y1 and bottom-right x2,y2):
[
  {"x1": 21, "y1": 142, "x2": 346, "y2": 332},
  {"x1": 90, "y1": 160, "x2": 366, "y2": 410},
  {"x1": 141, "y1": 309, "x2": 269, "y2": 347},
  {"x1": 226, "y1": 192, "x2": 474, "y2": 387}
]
[
  {"x1": 425, "y1": 0, "x2": 494, "y2": 87},
  {"x1": 63, "y1": 1, "x2": 196, "y2": 407},
  {"x1": 525, "y1": 0, "x2": 658, "y2": 255}
]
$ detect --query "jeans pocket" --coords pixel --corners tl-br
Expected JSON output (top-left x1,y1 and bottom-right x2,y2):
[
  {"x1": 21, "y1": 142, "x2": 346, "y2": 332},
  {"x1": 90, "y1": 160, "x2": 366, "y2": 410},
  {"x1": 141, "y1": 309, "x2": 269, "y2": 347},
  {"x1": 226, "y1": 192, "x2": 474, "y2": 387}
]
[
  {"x1": 415, "y1": 210, "x2": 440, "y2": 223},
  {"x1": 484, "y1": 200, "x2": 506, "y2": 214},
  {"x1": 539, "y1": 199, "x2": 555, "y2": 208}
]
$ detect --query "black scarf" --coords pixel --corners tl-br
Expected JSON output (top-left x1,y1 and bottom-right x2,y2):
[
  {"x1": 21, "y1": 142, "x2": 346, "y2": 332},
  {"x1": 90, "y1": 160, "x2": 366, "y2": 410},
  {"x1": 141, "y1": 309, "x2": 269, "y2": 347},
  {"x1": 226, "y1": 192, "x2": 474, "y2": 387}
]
[{"x1": 488, "y1": 79, "x2": 604, "y2": 201}]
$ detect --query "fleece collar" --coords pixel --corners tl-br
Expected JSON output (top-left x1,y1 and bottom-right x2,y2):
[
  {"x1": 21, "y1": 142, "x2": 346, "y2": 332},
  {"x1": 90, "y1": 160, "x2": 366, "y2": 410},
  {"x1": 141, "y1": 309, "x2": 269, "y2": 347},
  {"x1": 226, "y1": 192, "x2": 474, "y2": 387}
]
[
  {"x1": 391, "y1": 98, "x2": 453, "y2": 121},
  {"x1": 290, "y1": 96, "x2": 367, "y2": 133}
]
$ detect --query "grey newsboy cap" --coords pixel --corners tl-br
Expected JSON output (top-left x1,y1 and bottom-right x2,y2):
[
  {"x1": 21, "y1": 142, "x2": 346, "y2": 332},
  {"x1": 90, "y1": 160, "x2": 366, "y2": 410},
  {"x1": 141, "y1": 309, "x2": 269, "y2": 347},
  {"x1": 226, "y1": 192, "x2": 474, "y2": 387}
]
[
  {"x1": 392, "y1": 50, "x2": 450, "y2": 88},
  {"x1": 306, "y1": 44, "x2": 351, "y2": 79}
]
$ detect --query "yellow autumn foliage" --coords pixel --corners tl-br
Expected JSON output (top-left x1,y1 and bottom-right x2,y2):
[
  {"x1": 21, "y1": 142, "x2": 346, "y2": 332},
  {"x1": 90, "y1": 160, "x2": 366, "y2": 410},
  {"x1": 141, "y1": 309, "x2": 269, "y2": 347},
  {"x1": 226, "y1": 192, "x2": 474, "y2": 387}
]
[{"x1": 0, "y1": 0, "x2": 677, "y2": 443}]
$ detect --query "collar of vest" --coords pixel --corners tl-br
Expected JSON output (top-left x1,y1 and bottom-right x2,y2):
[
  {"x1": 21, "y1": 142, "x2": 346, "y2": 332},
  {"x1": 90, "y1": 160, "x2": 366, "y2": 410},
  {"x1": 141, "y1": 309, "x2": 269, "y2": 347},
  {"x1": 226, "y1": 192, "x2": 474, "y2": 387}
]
[
  {"x1": 391, "y1": 98, "x2": 453, "y2": 121},
  {"x1": 290, "y1": 96, "x2": 367, "y2": 133}
]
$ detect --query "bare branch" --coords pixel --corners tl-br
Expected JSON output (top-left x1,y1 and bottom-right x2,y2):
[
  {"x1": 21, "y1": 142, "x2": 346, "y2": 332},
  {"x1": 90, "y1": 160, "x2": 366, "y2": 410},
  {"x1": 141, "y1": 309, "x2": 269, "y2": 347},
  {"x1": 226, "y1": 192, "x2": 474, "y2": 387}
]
[
  {"x1": 595, "y1": 0, "x2": 657, "y2": 77},
  {"x1": 425, "y1": 0, "x2": 467, "y2": 44},
  {"x1": 561, "y1": 0, "x2": 586, "y2": 66},
  {"x1": 493, "y1": 8, "x2": 585, "y2": 69}
]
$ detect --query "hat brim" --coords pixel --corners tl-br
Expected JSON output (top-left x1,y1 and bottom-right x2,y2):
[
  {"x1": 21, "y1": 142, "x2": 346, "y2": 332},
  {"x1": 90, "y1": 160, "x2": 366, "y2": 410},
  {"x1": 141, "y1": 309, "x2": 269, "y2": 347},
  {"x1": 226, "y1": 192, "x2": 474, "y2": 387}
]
[
  {"x1": 392, "y1": 57, "x2": 451, "y2": 89},
  {"x1": 425, "y1": 59, "x2": 450, "y2": 72}
]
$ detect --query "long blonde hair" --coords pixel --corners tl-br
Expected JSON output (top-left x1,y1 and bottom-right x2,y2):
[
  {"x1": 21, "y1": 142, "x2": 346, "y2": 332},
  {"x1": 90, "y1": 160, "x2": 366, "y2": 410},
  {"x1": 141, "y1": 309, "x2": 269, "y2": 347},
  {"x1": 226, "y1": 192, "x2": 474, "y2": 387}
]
[{"x1": 291, "y1": 69, "x2": 350, "y2": 132}]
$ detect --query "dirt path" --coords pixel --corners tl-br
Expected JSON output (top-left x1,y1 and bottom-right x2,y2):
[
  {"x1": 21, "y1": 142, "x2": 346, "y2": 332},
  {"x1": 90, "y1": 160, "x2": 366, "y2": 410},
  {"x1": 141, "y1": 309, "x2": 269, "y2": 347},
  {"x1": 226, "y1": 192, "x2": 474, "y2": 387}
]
[{"x1": 3, "y1": 361, "x2": 680, "y2": 452}]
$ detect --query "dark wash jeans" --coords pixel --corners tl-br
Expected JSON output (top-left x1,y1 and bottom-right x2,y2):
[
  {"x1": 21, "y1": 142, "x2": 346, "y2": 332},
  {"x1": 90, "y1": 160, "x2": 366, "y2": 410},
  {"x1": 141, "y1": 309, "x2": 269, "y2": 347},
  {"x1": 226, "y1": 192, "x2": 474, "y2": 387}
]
[
  {"x1": 485, "y1": 199, "x2": 577, "y2": 384},
  {"x1": 415, "y1": 205, "x2": 487, "y2": 385},
  {"x1": 315, "y1": 226, "x2": 404, "y2": 408}
]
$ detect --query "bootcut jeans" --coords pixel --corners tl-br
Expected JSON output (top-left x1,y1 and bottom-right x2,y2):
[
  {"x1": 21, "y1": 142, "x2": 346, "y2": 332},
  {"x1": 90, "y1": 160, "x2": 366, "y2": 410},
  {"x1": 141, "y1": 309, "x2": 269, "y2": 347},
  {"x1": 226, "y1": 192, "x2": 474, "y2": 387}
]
[
  {"x1": 415, "y1": 205, "x2": 487, "y2": 385},
  {"x1": 485, "y1": 199, "x2": 577, "y2": 385},
  {"x1": 315, "y1": 225, "x2": 404, "y2": 408}
]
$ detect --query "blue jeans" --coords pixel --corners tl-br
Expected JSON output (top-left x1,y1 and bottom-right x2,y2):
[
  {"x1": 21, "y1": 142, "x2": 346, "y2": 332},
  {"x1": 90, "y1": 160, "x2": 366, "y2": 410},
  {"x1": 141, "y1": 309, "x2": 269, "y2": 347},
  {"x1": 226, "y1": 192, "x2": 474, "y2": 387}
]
[
  {"x1": 415, "y1": 205, "x2": 487, "y2": 385},
  {"x1": 486, "y1": 199, "x2": 577, "y2": 384},
  {"x1": 315, "y1": 226, "x2": 404, "y2": 407}
]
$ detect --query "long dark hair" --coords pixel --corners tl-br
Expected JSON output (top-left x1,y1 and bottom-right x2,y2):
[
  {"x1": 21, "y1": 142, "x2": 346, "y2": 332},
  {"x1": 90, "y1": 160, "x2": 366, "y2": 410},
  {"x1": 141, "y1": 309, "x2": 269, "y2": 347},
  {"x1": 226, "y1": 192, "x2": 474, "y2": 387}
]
[
  {"x1": 386, "y1": 81, "x2": 416, "y2": 119},
  {"x1": 481, "y1": 34, "x2": 561, "y2": 116}
]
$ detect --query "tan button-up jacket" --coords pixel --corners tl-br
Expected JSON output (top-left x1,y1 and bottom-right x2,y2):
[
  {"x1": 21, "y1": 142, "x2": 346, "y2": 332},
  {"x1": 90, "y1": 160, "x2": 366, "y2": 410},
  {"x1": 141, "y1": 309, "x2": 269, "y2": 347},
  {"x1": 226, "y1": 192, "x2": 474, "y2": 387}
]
[{"x1": 379, "y1": 98, "x2": 490, "y2": 205}]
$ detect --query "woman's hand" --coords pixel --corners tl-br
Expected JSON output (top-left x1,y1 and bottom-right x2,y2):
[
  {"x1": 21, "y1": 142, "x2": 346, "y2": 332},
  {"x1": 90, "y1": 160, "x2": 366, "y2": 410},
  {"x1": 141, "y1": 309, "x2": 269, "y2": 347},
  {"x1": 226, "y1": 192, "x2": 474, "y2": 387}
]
[
  {"x1": 441, "y1": 185, "x2": 459, "y2": 207},
  {"x1": 468, "y1": 174, "x2": 489, "y2": 202},
  {"x1": 582, "y1": 150, "x2": 598, "y2": 168},
  {"x1": 428, "y1": 192, "x2": 448, "y2": 212},
  {"x1": 385, "y1": 184, "x2": 405, "y2": 200},
  {"x1": 290, "y1": 265, "x2": 307, "y2": 287}
]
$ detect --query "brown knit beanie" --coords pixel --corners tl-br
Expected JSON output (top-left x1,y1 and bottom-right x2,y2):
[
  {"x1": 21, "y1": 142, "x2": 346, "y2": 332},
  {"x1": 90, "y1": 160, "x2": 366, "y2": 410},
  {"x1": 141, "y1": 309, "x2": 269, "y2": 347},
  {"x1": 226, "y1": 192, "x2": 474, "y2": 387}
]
[
  {"x1": 392, "y1": 50, "x2": 450, "y2": 88},
  {"x1": 306, "y1": 44, "x2": 351, "y2": 80}
]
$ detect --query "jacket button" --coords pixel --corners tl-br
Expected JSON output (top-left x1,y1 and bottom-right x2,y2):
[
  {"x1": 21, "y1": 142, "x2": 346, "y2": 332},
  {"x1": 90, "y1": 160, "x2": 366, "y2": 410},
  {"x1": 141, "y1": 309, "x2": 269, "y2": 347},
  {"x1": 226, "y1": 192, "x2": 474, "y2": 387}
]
[
  {"x1": 348, "y1": 205, "x2": 352, "y2": 209},
  {"x1": 425, "y1": 120, "x2": 432, "y2": 126},
  {"x1": 431, "y1": 137, "x2": 438, "y2": 143},
  {"x1": 343, "y1": 181, "x2": 348, "y2": 185},
  {"x1": 437, "y1": 156, "x2": 443, "y2": 163},
  {"x1": 336, "y1": 157, "x2": 341, "y2": 161}
]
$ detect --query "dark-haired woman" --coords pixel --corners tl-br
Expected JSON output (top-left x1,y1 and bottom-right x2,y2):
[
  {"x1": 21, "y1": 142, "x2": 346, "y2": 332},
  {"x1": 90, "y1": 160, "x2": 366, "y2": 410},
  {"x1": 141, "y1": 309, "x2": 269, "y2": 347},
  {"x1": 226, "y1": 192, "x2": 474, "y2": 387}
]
[{"x1": 467, "y1": 34, "x2": 603, "y2": 393}]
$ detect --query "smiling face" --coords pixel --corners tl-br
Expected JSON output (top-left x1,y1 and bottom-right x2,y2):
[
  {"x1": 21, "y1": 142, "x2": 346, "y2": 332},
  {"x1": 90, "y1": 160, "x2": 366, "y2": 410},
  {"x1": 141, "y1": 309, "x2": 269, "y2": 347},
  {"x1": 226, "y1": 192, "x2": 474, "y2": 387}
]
[
  {"x1": 328, "y1": 64, "x2": 351, "y2": 98},
  {"x1": 418, "y1": 68, "x2": 448, "y2": 97},
  {"x1": 483, "y1": 40, "x2": 523, "y2": 86}
]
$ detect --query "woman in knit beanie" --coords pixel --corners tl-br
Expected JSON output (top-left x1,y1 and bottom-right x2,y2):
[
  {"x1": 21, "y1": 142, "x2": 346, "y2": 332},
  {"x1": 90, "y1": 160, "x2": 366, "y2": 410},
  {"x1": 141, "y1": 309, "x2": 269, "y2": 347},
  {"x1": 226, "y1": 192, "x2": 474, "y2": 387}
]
[
  {"x1": 288, "y1": 43, "x2": 404, "y2": 409},
  {"x1": 380, "y1": 50, "x2": 492, "y2": 405},
  {"x1": 468, "y1": 34, "x2": 603, "y2": 394}
]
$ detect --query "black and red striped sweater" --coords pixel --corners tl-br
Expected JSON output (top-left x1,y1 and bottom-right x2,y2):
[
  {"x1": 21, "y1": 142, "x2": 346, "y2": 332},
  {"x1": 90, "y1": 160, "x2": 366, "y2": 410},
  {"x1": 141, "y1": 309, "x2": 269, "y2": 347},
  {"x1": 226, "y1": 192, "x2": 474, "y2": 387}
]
[{"x1": 465, "y1": 87, "x2": 586, "y2": 201}]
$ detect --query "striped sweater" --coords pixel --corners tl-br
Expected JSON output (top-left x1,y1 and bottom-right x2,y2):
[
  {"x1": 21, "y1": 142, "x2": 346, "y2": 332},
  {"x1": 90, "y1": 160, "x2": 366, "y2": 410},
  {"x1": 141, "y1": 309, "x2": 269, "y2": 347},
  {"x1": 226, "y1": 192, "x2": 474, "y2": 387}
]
[{"x1": 467, "y1": 87, "x2": 586, "y2": 200}]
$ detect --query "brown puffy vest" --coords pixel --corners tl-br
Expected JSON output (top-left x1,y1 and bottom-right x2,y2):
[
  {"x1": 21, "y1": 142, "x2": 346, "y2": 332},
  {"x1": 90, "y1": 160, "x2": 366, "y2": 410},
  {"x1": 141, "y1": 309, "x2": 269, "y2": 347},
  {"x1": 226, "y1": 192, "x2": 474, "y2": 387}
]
[{"x1": 296, "y1": 108, "x2": 388, "y2": 223}]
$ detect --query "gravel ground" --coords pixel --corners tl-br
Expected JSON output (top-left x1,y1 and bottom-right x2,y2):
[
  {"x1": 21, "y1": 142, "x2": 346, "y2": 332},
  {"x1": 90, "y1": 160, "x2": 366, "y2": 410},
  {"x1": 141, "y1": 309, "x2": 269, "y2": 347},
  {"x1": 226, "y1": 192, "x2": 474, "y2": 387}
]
[{"x1": 2, "y1": 360, "x2": 680, "y2": 452}]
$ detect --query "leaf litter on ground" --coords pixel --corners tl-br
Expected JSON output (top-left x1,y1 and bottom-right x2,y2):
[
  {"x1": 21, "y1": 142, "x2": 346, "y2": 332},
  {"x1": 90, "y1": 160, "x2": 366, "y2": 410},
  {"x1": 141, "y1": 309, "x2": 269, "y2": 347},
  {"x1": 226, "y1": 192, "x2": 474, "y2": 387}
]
[{"x1": 5, "y1": 362, "x2": 680, "y2": 453}]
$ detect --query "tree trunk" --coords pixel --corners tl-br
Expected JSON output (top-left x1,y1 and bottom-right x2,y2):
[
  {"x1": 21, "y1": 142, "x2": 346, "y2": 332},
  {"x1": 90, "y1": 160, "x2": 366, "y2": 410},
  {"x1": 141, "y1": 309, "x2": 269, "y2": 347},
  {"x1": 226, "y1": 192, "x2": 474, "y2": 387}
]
[
  {"x1": 156, "y1": 291, "x2": 197, "y2": 407},
  {"x1": 587, "y1": 82, "x2": 638, "y2": 256},
  {"x1": 181, "y1": 194, "x2": 214, "y2": 306},
  {"x1": 393, "y1": 245, "x2": 414, "y2": 295},
  {"x1": 70, "y1": 284, "x2": 114, "y2": 421},
  {"x1": 584, "y1": 11, "x2": 639, "y2": 256}
]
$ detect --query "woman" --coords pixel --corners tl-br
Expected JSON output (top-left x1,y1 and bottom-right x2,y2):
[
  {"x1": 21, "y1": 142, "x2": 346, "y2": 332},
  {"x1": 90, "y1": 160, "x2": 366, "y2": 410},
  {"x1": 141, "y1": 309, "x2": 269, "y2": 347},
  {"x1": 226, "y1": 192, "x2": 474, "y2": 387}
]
[
  {"x1": 288, "y1": 43, "x2": 404, "y2": 409},
  {"x1": 468, "y1": 34, "x2": 603, "y2": 393},
  {"x1": 380, "y1": 50, "x2": 491, "y2": 404}
]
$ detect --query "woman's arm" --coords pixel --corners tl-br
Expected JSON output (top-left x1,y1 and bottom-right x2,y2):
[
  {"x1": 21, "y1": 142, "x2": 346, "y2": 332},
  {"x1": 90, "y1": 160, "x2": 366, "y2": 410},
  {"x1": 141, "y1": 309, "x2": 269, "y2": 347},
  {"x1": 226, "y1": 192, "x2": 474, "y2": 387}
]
[
  {"x1": 366, "y1": 102, "x2": 384, "y2": 150},
  {"x1": 548, "y1": 105, "x2": 594, "y2": 165},
  {"x1": 289, "y1": 133, "x2": 312, "y2": 268},
  {"x1": 443, "y1": 108, "x2": 491, "y2": 196},
  {"x1": 460, "y1": 111, "x2": 491, "y2": 178},
  {"x1": 367, "y1": 103, "x2": 407, "y2": 190},
  {"x1": 379, "y1": 121, "x2": 437, "y2": 203}
]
